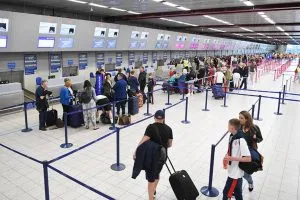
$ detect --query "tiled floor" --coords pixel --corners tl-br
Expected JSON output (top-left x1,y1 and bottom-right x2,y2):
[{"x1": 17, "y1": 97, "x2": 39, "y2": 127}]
[{"x1": 1, "y1": 59, "x2": 300, "y2": 200}]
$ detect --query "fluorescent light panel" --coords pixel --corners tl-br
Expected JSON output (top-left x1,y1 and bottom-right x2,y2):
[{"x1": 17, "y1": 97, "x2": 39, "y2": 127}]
[
  {"x1": 110, "y1": 7, "x2": 126, "y2": 11},
  {"x1": 276, "y1": 26, "x2": 285, "y2": 32},
  {"x1": 257, "y1": 12, "x2": 265, "y2": 15},
  {"x1": 177, "y1": 6, "x2": 191, "y2": 11},
  {"x1": 233, "y1": 33, "x2": 243, "y2": 36},
  {"x1": 240, "y1": 27, "x2": 254, "y2": 32},
  {"x1": 127, "y1": 11, "x2": 141, "y2": 14},
  {"x1": 208, "y1": 28, "x2": 226, "y2": 33},
  {"x1": 203, "y1": 15, "x2": 234, "y2": 25},
  {"x1": 242, "y1": 0, "x2": 254, "y2": 6},
  {"x1": 264, "y1": 17, "x2": 275, "y2": 24},
  {"x1": 67, "y1": 0, "x2": 87, "y2": 4},
  {"x1": 162, "y1": 2, "x2": 178, "y2": 7},
  {"x1": 160, "y1": 18, "x2": 197, "y2": 26},
  {"x1": 152, "y1": 0, "x2": 163, "y2": 2},
  {"x1": 88, "y1": 2, "x2": 107, "y2": 8}
]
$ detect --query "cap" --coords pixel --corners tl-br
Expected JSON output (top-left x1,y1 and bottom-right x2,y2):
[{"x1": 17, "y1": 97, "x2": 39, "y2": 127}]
[{"x1": 154, "y1": 110, "x2": 165, "y2": 120}]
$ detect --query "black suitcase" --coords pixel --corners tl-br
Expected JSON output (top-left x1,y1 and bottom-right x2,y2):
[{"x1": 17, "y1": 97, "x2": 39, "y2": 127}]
[
  {"x1": 128, "y1": 97, "x2": 139, "y2": 115},
  {"x1": 46, "y1": 109, "x2": 58, "y2": 127},
  {"x1": 69, "y1": 104, "x2": 84, "y2": 128},
  {"x1": 166, "y1": 157, "x2": 199, "y2": 200}
]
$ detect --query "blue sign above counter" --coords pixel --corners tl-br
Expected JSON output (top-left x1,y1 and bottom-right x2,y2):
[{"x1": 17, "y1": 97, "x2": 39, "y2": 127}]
[
  {"x1": 7, "y1": 62, "x2": 16, "y2": 70},
  {"x1": 24, "y1": 54, "x2": 37, "y2": 75}
]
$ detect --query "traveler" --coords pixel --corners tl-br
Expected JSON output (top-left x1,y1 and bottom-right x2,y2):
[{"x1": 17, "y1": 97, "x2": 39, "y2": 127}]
[
  {"x1": 103, "y1": 73, "x2": 113, "y2": 101},
  {"x1": 240, "y1": 64, "x2": 249, "y2": 89},
  {"x1": 249, "y1": 61, "x2": 257, "y2": 85},
  {"x1": 224, "y1": 66, "x2": 233, "y2": 91},
  {"x1": 147, "y1": 73, "x2": 155, "y2": 104},
  {"x1": 232, "y1": 67, "x2": 241, "y2": 89},
  {"x1": 138, "y1": 66, "x2": 147, "y2": 93},
  {"x1": 114, "y1": 69, "x2": 127, "y2": 83},
  {"x1": 133, "y1": 110, "x2": 173, "y2": 200},
  {"x1": 186, "y1": 68, "x2": 196, "y2": 96},
  {"x1": 95, "y1": 68, "x2": 105, "y2": 76},
  {"x1": 113, "y1": 74, "x2": 127, "y2": 116},
  {"x1": 222, "y1": 118, "x2": 251, "y2": 200},
  {"x1": 296, "y1": 65, "x2": 300, "y2": 83},
  {"x1": 80, "y1": 80, "x2": 98, "y2": 130},
  {"x1": 128, "y1": 70, "x2": 140, "y2": 95},
  {"x1": 95, "y1": 94, "x2": 113, "y2": 125},
  {"x1": 215, "y1": 68, "x2": 225, "y2": 86},
  {"x1": 60, "y1": 78, "x2": 74, "y2": 121},
  {"x1": 239, "y1": 111, "x2": 263, "y2": 192},
  {"x1": 35, "y1": 80, "x2": 52, "y2": 131}
]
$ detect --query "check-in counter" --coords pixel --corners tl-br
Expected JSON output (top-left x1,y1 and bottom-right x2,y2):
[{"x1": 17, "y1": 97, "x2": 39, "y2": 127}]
[{"x1": 0, "y1": 82, "x2": 24, "y2": 109}]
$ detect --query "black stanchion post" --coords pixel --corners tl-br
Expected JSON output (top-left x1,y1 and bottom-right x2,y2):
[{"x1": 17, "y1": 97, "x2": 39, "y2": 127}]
[
  {"x1": 21, "y1": 102, "x2": 33, "y2": 132},
  {"x1": 111, "y1": 128, "x2": 125, "y2": 171},
  {"x1": 254, "y1": 95, "x2": 263, "y2": 121},
  {"x1": 181, "y1": 87, "x2": 185, "y2": 100},
  {"x1": 181, "y1": 97, "x2": 191, "y2": 124},
  {"x1": 274, "y1": 92, "x2": 283, "y2": 115},
  {"x1": 251, "y1": 104, "x2": 255, "y2": 119},
  {"x1": 60, "y1": 113, "x2": 73, "y2": 148},
  {"x1": 200, "y1": 144, "x2": 219, "y2": 197},
  {"x1": 165, "y1": 85, "x2": 172, "y2": 105},
  {"x1": 281, "y1": 85, "x2": 286, "y2": 105},
  {"x1": 221, "y1": 89, "x2": 228, "y2": 108},
  {"x1": 202, "y1": 88, "x2": 210, "y2": 111},
  {"x1": 144, "y1": 92, "x2": 152, "y2": 116},
  {"x1": 109, "y1": 100, "x2": 116, "y2": 130},
  {"x1": 42, "y1": 161, "x2": 50, "y2": 200}
]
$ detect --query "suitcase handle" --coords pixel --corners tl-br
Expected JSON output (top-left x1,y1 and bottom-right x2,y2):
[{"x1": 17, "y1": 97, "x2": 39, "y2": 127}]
[{"x1": 165, "y1": 156, "x2": 176, "y2": 175}]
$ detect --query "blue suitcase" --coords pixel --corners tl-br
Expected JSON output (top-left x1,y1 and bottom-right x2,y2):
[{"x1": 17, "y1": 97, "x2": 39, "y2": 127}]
[
  {"x1": 69, "y1": 104, "x2": 84, "y2": 128},
  {"x1": 212, "y1": 85, "x2": 225, "y2": 99},
  {"x1": 128, "y1": 97, "x2": 139, "y2": 115}
]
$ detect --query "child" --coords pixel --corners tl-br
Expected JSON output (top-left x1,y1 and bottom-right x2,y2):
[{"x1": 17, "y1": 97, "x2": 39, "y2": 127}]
[
  {"x1": 222, "y1": 119, "x2": 251, "y2": 200},
  {"x1": 147, "y1": 73, "x2": 155, "y2": 104}
]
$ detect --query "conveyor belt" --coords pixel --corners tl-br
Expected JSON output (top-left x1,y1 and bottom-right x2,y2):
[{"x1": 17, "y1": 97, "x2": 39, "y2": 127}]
[{"x1": 24, "y1": 89, "x2": 35, "y2": 102}]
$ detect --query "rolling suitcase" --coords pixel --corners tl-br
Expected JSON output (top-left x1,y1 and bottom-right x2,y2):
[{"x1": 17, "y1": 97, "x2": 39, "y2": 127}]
[
  {"x1": 128, "y1": 96, "x2": 139, "y2": 115},
  {"x1": 166, "y1": 157, "x2": 199, "y2": 200},
  {"x1": 46, "y1": 109, "x2": 58, "y2": 127},
  {"x1": 68, "y1": 104, "x2": 84, "y2": 128},
  {"x1": 212, "y1": 85, "x2": 225, "y2": 99},
  {"x1": 136, "y1": 93, "x2": 144, "y2": 108}
]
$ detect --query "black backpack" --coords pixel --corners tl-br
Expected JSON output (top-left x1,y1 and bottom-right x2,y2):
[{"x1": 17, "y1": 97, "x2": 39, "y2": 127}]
[{"x1": 79, "y1": 89, "x2": 92, "y2": 104}]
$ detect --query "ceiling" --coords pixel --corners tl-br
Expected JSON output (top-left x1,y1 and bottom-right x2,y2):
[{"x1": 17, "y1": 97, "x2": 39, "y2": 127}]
[{"x1": 1, "y1": 0, "x2": 300, "y2": 45}]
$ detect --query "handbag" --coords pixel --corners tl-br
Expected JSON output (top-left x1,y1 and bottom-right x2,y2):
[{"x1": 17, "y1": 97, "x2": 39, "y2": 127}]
[{"x1": 118, "y1": 115, "x2": 131, "y2": 125}]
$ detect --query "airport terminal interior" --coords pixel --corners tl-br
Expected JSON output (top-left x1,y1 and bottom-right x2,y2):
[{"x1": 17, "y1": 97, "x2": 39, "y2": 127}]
[{"x1": 1, "y1": 0, "x2": 300, "y2": 200}]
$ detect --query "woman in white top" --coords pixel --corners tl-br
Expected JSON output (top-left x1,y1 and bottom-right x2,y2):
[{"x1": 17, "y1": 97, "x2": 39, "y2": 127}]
[{"x1": 215, "y1": 68, "x2": 225, "y2": 86}]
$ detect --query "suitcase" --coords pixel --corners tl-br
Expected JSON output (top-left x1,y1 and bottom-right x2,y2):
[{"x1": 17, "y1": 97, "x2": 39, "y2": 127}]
[
  {"x1": 136, "y1": 93, "x2": 144, "y2": 108},
  {"x1": 128, "y1": 97, "x2": 139, "y2": 115},
  {"x1": 212, "y1": 85, "x2": 225, "y2": 99},
  {"x1": 166, "y1": 157, "x2": 199, "y2": 200},
  {"x1": 68, "y1": 104, "x2": 84, "y2": 128},
  {"x1": 46, "y1": 109, "x2": 58, "y2": 127}
]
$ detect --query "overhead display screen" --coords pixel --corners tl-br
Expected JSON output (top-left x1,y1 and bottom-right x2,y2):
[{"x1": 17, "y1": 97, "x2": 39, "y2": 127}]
[
  {"x1": 39, "y1": 22, "x2": 57, "y2": 34},
  {"x1": 129, "y1": 40, "x2": 139, "y2": 49},
  {"x1": 108, "y1": 28, "x2": 119, "y2": 38},
  {"x1": 140, "y1": 41, "x2": 147, "y2": 49},
  {"x1": 141, "y1": 32, "x2": 149, "y2": 40},
  {"x1": 59, "y1": 38, "x2": 74, "y2": 48},
  {"x1": 60, "y1": 24, "x2": 76, "y2": 35},
  {"x1": 131, "y1": 31, "x2": 140, "y2": 39},
  {"x1": 94, "y1": 27, "x2": 106, "y2": 37},
  {"x1": 107, "y1": 39, "x2": 117, "y2": 48},
  {"x1": 157, "y1": 34, "x2": 164, "y2": 41},
  {"x1": 0, "y1": 18, "x2": 9, "y2": 32},
  {"x1": 38, "y1": 37, "x2": 55, "y2": 48},
  {"x1": 93, "y1": 38, "x2": 105, "y2": 48},
  {"x1": 177, "y1": 35, "x2": 183, "y2": 42},
  {"x1": 0, "y1": 35, "x2": 7, "y2": 48},
  {"x1": 164, "y1": 34, "x2": 171, "y2": 41}
]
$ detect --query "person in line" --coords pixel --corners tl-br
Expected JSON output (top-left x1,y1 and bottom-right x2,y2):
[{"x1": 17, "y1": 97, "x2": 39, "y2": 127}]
[
  {"x1": 128, "y1": 70, "x2": 140, "y2": 96},
  {"x1": 249, "y1": 61, "x2": 257, "y2": 85},
  {"x1": 295, "y1": 64, "x2": 300, "y2": 83},
  {"x1": 103, "y1": 73, "x2": 113, "y2": 101},
  {"x1": 95, "y1": 94, "x2": 113, "y2": 125},
  {"x1": 147, "y1": 73, "x2": 155, "y2": 104},
  {"x1": 133, "y1": 110, "x2": 173, "y2": 200},
  {"x1": 95, "y1": 68, "x2": 105, "y2": 76},
  {"x1": 240, "y1": 64, "x2": 249, "y2": 90},
  {"x1": 222, "y1": 118, "x2": 251, "y2": 200},
  {"x1": 138, "y1": 66, "x2": 147, "y2": 93},
  {"x1": 224, "y1": 66, "x2": 233, "y2": 92},
  {"x1": 185, "y1": 68, "x2": 196, "y2": 96},
  {"x1": 178, "y1": 69, "x2": 188, "y2": 94},
  {"x1": 81, "y1": 80, "x2": 98, "y2": 130},
  {"x1": 35, "y1": 80, "x2": 52, "y2": 131},
  {"x1": 114, "y1": 68, "x2": 127, "y2": 83},
  {"x1": 215, "y1": 67, "x2": 225, "y2": 86},
  {"x1": 239, "y1": 111, "x2": 263, "y2": 192},
  {"x1": 60, "y1": 78, "x2": 74, "y2": 122},
  {"x1": 232, "y1": 67, "x2": 241, "y2": 89},
  {"x1": 113, "y1": 74, "x2": 127, "y2": 116}
]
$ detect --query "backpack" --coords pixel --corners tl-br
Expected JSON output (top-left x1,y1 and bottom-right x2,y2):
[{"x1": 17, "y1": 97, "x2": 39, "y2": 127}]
[
  {"x1": 79, "y1": 89, "x2": 92, "y2": 104},
  {"x1": 56, "y1": 118, "x2": 64, "y2": 128},
  {"x1": 100, "y1": 113, "x2": 111, "y2": 124}
]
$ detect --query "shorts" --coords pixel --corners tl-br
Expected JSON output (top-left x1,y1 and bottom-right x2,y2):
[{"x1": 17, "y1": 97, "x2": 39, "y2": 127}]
[
  {"x1": 96, "y1": 98, "x2": 111, "y2": 111},
  {"x1": 146, "y1": 162, "x2": 164, "y2": 183}
]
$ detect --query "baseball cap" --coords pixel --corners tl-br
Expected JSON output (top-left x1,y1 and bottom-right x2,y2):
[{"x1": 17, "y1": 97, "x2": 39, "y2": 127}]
[{"x1": 154, "y1": 110, "x2": 165, "y2": 120}]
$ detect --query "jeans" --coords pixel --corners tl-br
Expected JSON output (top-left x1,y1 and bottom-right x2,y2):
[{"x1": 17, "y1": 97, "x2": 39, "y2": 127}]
[
  {"x1": 62, "y1": 104, "x2": 70, "y2": 124},
  {"x1": 39, "y1": 110, "x2": 47, "y2": 128},
  {"x1": 240, "y1": 77, "x2": 247, "y2": 89},
  {"x1": 223, "y1": 177, "x2": 243, "y2": 200},
  {"x1": 243, "y1": 172, "x2": 253, "y2": 184}
]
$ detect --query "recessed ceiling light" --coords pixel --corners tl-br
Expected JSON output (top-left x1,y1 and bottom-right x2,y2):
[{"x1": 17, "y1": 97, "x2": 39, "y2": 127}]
[
  {"x1": 233, "y1": 33, "x2": 243, "y2": 36},
  {"x1": 264, "y1": 17, "x2": 275, "y2": 24},
  {"x1": 127, "y1": 11, "x2": 142, "y2": 14},
  {"x1": 162, "y1": 2, "x2": 178, "y2": 7},
  {"x1": 110, "y1": 7, "x2": 126, "y2": 12},
  {"x1": 203, "y1": 15, "x2": 234, "y2": 25},
  {"x1": 240, "y1": 27, "x2": 254, "y2": 32},
  {"x1": 208, "y1": 28, "x2": 226, "y2": 32},
  {"x1": 257, "y1": 33, "x2": 265, "y2": 36},
  {"x1": 152, "y1": 0, "x2": 163, "y2": 2},
  {"x1": 67, "y1": 0, "x2": 87, "y2": 4},
  {"x1": 276, "y1": 26, "x2": 285, "y2": 32},
  {"x1": 241, "y1": 0, "x2": 254, "y2": 6},
  {"x1": 88, "y1": 3, "x2": 107, "y2": 8},
  {"x1": 177, "y1": 6, "x2": 191, "y2": 11},
  {"x1": 257, "y1": 12, "x2": 265, "y2": 15}
]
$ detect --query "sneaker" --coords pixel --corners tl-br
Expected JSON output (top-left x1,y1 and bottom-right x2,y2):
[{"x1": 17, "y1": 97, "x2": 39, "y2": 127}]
[
  {"x1": 39, "y1": 127, "x2": 47, "y2": 131},
  {"x1": 93, "y1": 127, "x2": 99, "y2": 130},
  {"x1": 249, "y1": 184, "x2": 254, "y2": 192},
  {"x1": 153, "y1": 191, "x2": 156, "y2": 198},
  {"x1": 85, "y1": 125, "x2": 89, "y2": 129}
]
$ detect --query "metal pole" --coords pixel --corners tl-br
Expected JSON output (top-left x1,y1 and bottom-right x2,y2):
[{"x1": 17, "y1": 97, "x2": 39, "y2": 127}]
[
  {"x1": 60, "y1": 113, "x2": 73, "y2": 148},
  {"x1": 21, "y1": 102, "x2": 33, "y2": 132},
  {"x1": 200, "y1": 144, "x2": 219, "y2": 197},
  {"x1": 251, "y1": 104, "x2": 255, "y2": 119},
  {"x1": 221, "y1": 90, "x2": 228, "y2": 108},
  {"x1": 289, "y1": 76, "x2": 292, "y2": 92},
  {"x1": 281, "y1": 85, "x2": 286, "y2": 105},
  {"x1": 254, "y1": 95, "x2": 263, "y2": 121},
  {"x1": 43, "y1": 161, "x2": 50, "y2": 200},
  {"x1": 109, "y1": 100, "x2": 116, "y2": 130},
  {"x1": 202, "y1": 88, "x2": 210, "y2": 111},
  {"x1": 165, "y1": 84, "x2": 172, "y2": 105},
  {"x1": 274, "y1": 92, "x2": 283, "y2": 115},
  {"x1": 181, "y1": 85, "x2": 185, "y2": 100},
  {"x1": 181, "y1": 97, "x2": 191, "y2": 124},
  {"x1": 144, "y1": 92, "x2": 152, "y2": 116},
  {"x1": 111, "y1": 128, "x2": 125, "y2": 171}
]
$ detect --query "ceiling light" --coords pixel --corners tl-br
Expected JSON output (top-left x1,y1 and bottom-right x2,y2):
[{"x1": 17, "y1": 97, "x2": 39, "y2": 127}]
[
  {"x1": 152, "y1": 0, "x2": 163, "y2": 2},
  {"x1": 257, "y1": 12, "x2": 265, "y2": 15},
  {"x1": 233, "y1": 33, "x2": 243, "y2": 36},
  {"x1": 110, "y1": 7, "x2": 126, "y2": 11},
  {"x1": 257, "y1": 33, "x2": 265, "y2": 36},
  {"x1": 284, "y1": 32, "x2": 290, "y2": 36},
  {"x1": 177, "y1": 6, "x2": 191, "y2": 11},
  {"x1": 162, "y1": 2, "x2": 178, "y2": 7},
  {"x1": 276, "y1": 26, "x2": 285, "y2": 32},
  {"x1": 264, "y1": 17, "x2": 275, "y2": 24},
  {"x1": 67, "y1": 0, "x2": 87, "y2": 4},
  {"x1": 260, "y1": 14, "x2": 268, "y2": 18},
  {"x1": 240, "y1": 27, "x2": 254, "y2": 32},
  {"x1": 242, "y1": 1, "x2": 254, "y2": 6},
  {"x1": 203, "y1": 15, "x2": 234, "y2": 25},
  {"x1": 159, "y1": 18, "x2": 197, "y2": 26},
  {"x1": 266, "y1": 36, "x2": 272, "y2": 38},
  {"x1": 127, "y1": 11, "x2": 141, "y2": 14},
  {"x1": 208, "y1": 28, "x2": 226, "y2": 33},
  {"x1": 88, "y1": 2, "x2": 107, "y2": 8}
]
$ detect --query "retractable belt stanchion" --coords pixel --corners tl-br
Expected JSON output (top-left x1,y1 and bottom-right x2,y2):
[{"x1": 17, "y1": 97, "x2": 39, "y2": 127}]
[
  {"x1": 109, "y1": 99, "x2": 116, "y2": 130},
  {"x1": 165, "y1": 85, "x2": 172, "y2": 106},
  {"x1": 60, "y1": 113, "x2": 73, "y2": 148},
  {"x1": 251, "y1": 104, "x2": 255, "y2": 119},
  {"x1": 43, "y1": 161, "x2": 50, "y2": 200},
  {"x1": 254, "y1": 95, "x2": 263, "y2": 121},
  {"x1": 181, "y1": 97, "x2": 191, "y2": 124},
  {"x1": 282, "y1": 85, "x2": 286, "y2": 105},
  {"x1": 111, "y1": 127, "x2": 125, "y2": 171},
  {"x1": 180, "y1": 86, "x2": 185, "y2": 100},
  {"x1": 144, "y1": 92, "x2": 152, "y2": 116},
  {"x1": 221, "y1": 89, "x2": 228, "y2": 108},
  {"x1": 21, "y1": 102, "x2": 33, "y2": 132},
  {"x1": 274, "y1": 92, "x2": 283, "y2": 115},
  {"x1": 202, "y1": 88, "x2": 210, "y2": 111}
]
